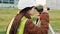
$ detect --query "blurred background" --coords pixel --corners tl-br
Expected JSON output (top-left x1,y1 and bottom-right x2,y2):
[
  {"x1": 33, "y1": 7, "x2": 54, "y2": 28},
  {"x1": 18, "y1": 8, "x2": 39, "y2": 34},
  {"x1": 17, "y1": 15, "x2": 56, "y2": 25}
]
[{"x1": 0, "y1": 0, "x2": 60, "y2": 34}]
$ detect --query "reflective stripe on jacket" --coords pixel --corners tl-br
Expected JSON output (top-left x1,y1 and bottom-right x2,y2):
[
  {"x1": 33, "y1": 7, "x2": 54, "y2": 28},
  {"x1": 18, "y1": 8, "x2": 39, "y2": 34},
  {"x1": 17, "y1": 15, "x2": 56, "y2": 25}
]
[{"x1": 6, "y1": 16, "x2": 27, "y2": 34}]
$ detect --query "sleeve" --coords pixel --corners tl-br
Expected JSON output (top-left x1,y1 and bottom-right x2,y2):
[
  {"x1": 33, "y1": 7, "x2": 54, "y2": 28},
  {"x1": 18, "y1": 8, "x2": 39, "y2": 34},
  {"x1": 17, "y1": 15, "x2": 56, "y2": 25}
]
[
  {"x1": 24, "y1": 19, "x2": 42, "y2": 34},
  {"x1": 40, "y1": 12, "x2": 49, "y2": 34}
]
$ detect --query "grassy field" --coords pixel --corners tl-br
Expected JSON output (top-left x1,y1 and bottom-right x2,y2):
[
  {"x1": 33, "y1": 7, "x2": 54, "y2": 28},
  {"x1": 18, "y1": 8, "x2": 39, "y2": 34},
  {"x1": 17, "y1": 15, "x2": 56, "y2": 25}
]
[{"x1": 0, "y1": 8, "x2": 60, "y2": 34}]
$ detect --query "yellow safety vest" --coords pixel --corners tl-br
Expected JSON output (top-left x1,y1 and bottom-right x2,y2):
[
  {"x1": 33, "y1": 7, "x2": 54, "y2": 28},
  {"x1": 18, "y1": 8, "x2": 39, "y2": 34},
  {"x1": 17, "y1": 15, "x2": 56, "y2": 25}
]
[
  {"x1": 6, "y1": 16, "x2": 27, "y2": 34},
  {"x1": 17, "y1": 16, "x2": 27, "y2": 34}
]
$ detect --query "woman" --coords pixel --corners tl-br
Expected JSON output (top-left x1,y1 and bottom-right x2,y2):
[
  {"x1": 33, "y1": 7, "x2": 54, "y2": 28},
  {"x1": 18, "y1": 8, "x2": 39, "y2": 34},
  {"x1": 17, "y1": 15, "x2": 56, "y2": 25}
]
[{"x1": 6, "y1": 6, "x2": 49, "y2": 34}]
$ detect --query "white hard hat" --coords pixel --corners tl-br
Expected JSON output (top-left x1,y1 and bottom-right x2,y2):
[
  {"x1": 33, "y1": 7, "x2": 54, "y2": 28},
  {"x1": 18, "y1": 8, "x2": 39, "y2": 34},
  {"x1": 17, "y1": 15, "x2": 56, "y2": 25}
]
[
  {"x1": 18, "y1": 0, "x2": 46, "y2": 9},
  {"x1": 36, "y1": 0, "x2": 46, "y2": 6}
]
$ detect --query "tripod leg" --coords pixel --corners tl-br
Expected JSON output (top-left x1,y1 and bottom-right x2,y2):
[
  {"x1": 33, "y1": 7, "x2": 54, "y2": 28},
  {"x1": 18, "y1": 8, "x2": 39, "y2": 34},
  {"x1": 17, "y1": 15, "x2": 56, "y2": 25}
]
[
  {"x1": 49, "y1": 24, "x2": 55, "y2": 34},
  {"x1": 36, "y1": 19, "x2": 39, "y2": 24}
]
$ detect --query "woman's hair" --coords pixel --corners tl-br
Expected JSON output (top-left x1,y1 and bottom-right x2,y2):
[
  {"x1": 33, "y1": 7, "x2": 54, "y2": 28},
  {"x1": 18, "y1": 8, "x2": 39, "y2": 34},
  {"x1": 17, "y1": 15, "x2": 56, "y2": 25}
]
[{"x1": 9, "y1": 7, "x2": 34, "y2": 34}]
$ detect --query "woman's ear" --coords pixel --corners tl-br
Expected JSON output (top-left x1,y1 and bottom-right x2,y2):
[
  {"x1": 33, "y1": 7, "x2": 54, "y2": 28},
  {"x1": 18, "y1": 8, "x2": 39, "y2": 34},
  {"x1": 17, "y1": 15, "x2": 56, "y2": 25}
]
[{"x1": 28, "y1": 8, "x2": 35, "y2": 16}]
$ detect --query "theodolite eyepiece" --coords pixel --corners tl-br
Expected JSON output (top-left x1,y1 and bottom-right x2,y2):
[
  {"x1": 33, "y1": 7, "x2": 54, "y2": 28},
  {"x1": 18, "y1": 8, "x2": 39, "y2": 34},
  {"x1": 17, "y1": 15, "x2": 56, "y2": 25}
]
[{"x1": 35, "y1": 6, "x2": 50, "y2": 13}]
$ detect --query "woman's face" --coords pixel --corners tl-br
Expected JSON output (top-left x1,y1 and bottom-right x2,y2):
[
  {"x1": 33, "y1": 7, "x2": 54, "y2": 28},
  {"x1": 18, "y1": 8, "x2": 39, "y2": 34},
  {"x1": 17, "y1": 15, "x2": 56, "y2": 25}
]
[{"x1": 28, "y1": 7, "x2": 36, "y2": 16}]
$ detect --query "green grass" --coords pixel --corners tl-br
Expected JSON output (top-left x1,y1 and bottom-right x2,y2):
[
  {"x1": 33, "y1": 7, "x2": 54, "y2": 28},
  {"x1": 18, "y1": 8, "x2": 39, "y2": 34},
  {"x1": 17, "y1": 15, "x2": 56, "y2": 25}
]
[
  {"x1": 0, "y1": 8, "x2": 18, "y2": 34},
  {"x1": 0, "y1": 8, "x2": 60, "y2": 34},
  {"x1": 49, "y1": 10, "x2": 60, "y2": 33}
]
